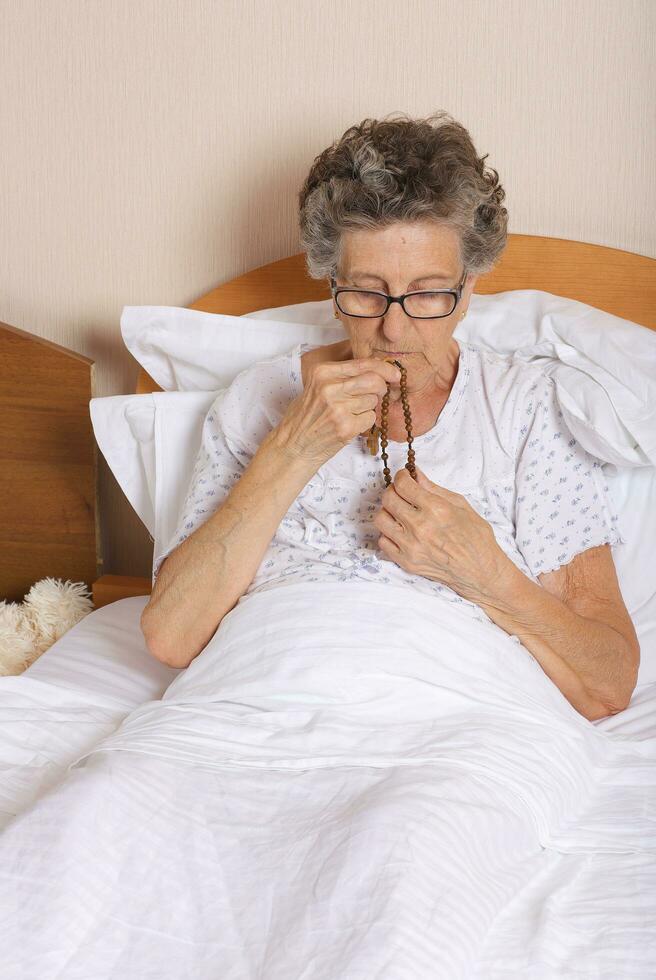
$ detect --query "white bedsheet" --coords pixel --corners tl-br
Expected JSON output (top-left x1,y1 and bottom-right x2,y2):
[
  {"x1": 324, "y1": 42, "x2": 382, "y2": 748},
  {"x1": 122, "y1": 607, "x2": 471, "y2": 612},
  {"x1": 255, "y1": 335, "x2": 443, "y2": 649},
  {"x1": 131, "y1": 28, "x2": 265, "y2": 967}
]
[
  {"x1": 0, "y1": 586, "x2": 654, "y2": 978},
  {"x1": 0, "y1": 597, "x2": 177, "y2": 828}
]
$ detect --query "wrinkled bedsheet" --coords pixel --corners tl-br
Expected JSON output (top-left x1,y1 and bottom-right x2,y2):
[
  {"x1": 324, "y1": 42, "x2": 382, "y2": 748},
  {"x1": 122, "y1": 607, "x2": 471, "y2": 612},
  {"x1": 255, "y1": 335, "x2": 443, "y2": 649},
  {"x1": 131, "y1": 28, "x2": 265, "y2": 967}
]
[{"x1": 1, "y1": 581, "x2": 654, "y2": 979}]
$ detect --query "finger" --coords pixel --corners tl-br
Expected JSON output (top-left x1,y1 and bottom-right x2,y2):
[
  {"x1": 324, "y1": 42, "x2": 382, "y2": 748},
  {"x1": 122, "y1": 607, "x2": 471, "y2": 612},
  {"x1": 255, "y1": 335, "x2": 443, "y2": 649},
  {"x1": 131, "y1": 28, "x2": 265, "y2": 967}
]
[
  {"x1": 381, "y1": 485, "x2": 419, "y2": 525},
  {"x1": 319, "y1": 358, "x2": 402, "y2": 386},
  {"x1": 341, "y1": 392, "x2": 380, "y2": 414},
  {"x1": 393, "y1": 467, "x2": 426, "y2": 504},
  {"x1": 340, "y1": 371, "x2": 390, "y2": 397},
  {"x1": 377, "y1": 533, "x2": 401, "y2": 558},
  {"x1": 375, "y1": 507, "x2": 406, "y2": 543}
]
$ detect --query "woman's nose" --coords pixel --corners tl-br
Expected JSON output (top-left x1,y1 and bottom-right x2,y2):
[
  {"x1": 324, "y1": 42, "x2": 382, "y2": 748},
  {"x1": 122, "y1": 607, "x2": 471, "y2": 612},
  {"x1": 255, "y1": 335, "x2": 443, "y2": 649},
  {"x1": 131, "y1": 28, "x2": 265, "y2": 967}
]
[{"x1": 380, "y1": 303, "x2": 409, "y2": 342}]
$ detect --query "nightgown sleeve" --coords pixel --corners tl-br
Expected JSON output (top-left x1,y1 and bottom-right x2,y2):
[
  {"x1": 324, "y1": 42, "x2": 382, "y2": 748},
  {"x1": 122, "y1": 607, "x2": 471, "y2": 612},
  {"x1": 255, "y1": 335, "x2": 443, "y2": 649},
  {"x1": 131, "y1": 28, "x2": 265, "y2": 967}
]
[
  {"x1": 151, "y1": 391, "x2": 248, "y2": 584},
  {"x1": 513, "y1": 371, "x2": 625, "y2": 578}
]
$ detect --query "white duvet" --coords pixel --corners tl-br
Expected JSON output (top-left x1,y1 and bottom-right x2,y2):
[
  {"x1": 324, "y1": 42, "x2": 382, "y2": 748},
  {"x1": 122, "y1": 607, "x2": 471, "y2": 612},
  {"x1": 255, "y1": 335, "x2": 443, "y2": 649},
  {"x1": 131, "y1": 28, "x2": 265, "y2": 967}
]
[{"x1": 1, "y1": 581, "x2": 654, "y2": 979}]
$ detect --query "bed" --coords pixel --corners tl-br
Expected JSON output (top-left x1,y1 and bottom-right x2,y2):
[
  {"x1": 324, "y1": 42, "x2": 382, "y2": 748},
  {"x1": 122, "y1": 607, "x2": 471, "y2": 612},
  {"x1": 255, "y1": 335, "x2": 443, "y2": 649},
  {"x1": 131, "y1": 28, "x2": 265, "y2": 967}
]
[{"x1": 1, "y1": 233, "x2": 655, "y2": 978}]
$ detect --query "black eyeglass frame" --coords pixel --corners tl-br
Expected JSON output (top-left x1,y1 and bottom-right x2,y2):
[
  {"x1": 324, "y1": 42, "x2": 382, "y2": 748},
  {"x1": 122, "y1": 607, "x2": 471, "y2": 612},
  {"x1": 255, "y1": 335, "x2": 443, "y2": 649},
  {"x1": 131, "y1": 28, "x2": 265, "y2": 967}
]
[{"x1": 329, "y1": 268, "x2": 468, "y2": 320}]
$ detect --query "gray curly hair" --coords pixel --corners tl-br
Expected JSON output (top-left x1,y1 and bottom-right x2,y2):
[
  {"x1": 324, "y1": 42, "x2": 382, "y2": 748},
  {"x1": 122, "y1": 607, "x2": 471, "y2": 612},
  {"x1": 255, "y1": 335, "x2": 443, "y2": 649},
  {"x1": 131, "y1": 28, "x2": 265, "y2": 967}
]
[{"x1": 298, "y1": 110, "x2": 508, "y2": 282}]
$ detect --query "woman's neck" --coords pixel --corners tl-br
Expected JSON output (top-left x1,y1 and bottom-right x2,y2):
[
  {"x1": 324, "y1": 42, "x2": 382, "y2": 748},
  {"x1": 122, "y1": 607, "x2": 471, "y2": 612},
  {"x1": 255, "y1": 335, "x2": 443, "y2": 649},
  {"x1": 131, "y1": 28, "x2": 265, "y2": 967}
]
[{"x1": 377, "y1": 341, "x2": 460, "y2": 442}]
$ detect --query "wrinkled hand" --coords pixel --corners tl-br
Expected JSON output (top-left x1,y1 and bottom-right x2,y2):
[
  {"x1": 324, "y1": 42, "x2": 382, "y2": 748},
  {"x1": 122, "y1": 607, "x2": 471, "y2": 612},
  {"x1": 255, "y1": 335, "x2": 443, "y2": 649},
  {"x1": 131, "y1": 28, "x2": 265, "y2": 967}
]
[{"x1": 372, "y1": 466, "x2": 514, "y2": 604}]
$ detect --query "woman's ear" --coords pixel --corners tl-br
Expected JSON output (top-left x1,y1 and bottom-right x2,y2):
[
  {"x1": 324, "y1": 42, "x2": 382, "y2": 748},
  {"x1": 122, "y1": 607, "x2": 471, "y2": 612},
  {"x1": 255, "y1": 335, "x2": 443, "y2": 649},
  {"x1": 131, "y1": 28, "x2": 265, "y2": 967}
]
[{"x1": 464, "y1": 273, "x2": 478, "y2": 302}]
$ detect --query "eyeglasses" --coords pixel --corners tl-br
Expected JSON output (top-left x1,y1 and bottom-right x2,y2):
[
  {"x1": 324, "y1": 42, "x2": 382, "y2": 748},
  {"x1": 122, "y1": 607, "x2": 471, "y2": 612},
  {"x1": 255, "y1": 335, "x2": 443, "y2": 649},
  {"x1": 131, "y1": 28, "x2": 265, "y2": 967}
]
[{"x1": 330, "y1": 268, "x2": 467, "y2": 319}]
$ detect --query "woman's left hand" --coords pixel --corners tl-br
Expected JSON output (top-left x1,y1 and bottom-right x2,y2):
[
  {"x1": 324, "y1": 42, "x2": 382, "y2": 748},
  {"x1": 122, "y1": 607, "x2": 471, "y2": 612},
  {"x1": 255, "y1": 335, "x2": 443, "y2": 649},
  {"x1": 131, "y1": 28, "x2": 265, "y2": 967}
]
[{"x1": 372, "y1": 465, "x2": 515, "y2": 605}]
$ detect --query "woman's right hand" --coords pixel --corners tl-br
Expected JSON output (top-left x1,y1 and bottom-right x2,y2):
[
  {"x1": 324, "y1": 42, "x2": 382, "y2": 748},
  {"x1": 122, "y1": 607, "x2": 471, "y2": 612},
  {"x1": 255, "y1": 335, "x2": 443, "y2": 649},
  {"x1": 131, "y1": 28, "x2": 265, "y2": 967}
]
[{"x1": 274, "y1": 357, "x2": 403, "y2": 469}]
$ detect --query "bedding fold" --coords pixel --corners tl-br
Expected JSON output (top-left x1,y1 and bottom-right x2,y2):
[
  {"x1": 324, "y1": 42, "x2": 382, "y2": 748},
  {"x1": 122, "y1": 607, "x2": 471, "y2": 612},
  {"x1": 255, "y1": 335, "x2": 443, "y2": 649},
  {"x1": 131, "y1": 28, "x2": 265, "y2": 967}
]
[{"x1": 71, "y1": 582, "x2": 656, "y2": 855}]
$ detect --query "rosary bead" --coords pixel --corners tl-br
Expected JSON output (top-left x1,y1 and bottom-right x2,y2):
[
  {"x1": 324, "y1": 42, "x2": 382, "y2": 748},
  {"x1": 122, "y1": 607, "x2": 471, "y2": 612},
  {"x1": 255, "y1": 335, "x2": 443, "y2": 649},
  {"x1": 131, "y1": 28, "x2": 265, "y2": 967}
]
[{"x1": 376, "y1": 360, "x2": 416, "y2": 487}]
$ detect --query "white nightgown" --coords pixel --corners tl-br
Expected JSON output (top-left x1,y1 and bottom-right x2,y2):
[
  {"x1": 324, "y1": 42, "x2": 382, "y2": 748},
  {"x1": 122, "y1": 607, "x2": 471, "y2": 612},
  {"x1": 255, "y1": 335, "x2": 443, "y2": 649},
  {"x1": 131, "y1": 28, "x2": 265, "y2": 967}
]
[{"x1": 153, "y1": 338, "x2": 625, "y2": 630}]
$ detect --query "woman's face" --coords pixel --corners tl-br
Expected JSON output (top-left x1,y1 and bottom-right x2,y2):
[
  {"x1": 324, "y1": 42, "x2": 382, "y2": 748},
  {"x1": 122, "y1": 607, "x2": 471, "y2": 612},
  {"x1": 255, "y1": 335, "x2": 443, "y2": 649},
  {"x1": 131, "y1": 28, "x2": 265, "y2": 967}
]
[{"x1": 333, "y1": 220, "x2": 478, "y2": 391}]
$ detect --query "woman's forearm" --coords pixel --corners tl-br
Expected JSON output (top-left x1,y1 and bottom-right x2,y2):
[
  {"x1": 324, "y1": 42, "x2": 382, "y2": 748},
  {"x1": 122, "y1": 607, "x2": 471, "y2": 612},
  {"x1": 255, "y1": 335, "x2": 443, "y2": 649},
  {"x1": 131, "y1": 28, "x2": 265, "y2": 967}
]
[
  {"x1": 141, "y1": 430, "x2": 316, "y2": 668},
  {"x1": 476, "y1": 561, "x2": 636, "y2": 721}
]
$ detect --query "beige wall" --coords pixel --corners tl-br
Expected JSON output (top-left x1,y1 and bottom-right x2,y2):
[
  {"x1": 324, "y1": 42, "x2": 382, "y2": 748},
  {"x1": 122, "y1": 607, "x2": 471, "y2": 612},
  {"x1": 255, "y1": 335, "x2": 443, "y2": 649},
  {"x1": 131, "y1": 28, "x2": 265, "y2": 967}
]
[{"x1": 2, "y1": 0, "x2": 654, "y2": 578}]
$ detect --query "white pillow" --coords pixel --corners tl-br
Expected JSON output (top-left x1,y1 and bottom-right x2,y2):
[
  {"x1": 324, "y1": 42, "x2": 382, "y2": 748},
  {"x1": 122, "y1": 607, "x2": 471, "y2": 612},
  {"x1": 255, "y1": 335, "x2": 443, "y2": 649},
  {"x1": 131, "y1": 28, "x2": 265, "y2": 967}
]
[
  {"x1": 91, "y1": 390, "x2": 217, "y2": 564},
  {"x1": 121, "y1": 292, "x2": 656, "y2": 468},
  {"x1": 603, "y1": 464, "x2": 656, "y2": 686},
  {"x1": 120, "y1": 305, "x2": 344, "y2": 393},
  {"x1": 90, "y1": 395, "x2": 157, "y2": 535}
]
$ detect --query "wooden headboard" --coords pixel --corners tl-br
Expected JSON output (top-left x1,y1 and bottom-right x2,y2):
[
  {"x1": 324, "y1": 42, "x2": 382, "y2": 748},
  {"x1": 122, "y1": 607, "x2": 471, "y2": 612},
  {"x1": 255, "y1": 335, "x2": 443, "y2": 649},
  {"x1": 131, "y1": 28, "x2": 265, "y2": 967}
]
[
  {"x1": 92, "y1": 232, "x2": 655, "y2": 607},
  {"x1": 0, "y1": 321, "x2": 98, "y2": 603}
]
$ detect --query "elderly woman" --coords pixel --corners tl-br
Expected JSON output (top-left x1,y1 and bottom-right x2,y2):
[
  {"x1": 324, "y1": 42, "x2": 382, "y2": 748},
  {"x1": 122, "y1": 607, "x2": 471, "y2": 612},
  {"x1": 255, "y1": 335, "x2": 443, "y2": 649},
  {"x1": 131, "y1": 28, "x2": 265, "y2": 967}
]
[
  {"x1": 145, "y1": 111, "x2": 638, "y2": 723},
  {"x1": 0, "y1": 112, "x2": 645, "y2": 980}
]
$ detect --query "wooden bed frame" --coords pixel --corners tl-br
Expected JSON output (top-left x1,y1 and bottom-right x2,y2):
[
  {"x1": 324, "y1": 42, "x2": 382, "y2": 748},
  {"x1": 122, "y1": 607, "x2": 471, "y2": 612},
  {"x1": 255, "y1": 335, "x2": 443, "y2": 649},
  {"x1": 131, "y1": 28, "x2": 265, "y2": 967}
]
[
  {"x1": 0, "y1": 322, "x2": 98, "y2": 603},
  {"x1": 3, "y1": 234, "x2": 653, "y2": 609}
]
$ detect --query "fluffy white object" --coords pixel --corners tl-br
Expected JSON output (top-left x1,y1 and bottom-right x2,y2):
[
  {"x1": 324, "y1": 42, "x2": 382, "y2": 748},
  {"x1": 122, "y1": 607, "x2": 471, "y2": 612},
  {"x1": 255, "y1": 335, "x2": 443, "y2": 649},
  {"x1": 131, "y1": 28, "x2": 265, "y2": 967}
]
[{"x1": 0, "y1": 578, "x2": 94, "y2": 676}]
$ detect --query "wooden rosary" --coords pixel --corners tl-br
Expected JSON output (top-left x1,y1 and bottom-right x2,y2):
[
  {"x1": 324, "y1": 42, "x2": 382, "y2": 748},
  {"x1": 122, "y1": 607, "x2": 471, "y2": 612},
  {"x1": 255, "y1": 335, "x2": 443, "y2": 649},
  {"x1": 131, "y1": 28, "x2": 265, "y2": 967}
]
[{"x1": 365, "y1": 359, "x2": 416, "y2": 486}]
